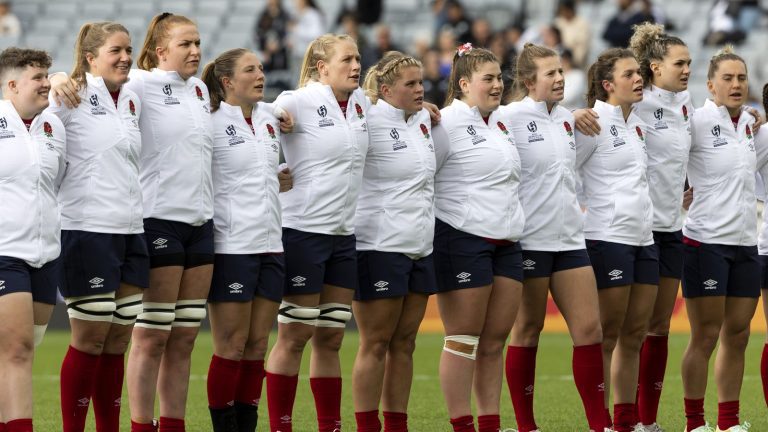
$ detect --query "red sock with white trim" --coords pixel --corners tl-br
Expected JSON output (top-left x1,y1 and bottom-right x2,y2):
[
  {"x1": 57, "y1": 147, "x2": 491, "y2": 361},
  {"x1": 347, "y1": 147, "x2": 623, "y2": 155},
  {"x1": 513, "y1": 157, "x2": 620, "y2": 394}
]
[
  {"x1": 638, "y1": 335, "x2": 668, "y2": 425},
  {"x1": 61, "y1": 346, "x2": 99, "y2": 432},
  {"x1": 92, "y1": 353, "x2": 125, "y2": 432},
  {"x1": 383, "y1": 411, "x2": 407, "y2": 432},
  {"x1": 449, "y1": 415, "x2": 475, "y2": 432},
  {"x1": 684, "y1": 398, "x2": 705, "y2": 431},
  {"x1": 505, "y1": 345, "x2": 538, "y2": 432},
  {"x1": 266, "y1": 372, "x2": 298, "y2": 432},
  {"x1": 130, "y1": 420, "x2": 157, "y2": 432},
  {"x1": 573, "y1": 343, "x2": 608, "y2": 431},
  {"x1": 310, "y1": 377, "x2": 342, "y2": 432}
]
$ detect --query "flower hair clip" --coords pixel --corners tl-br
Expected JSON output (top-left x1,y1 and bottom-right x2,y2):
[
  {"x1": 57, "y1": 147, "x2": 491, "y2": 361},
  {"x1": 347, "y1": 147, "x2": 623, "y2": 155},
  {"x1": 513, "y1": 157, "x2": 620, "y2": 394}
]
[{"x1": 457, "y1": 42, "x2": 473, "y2": 57}]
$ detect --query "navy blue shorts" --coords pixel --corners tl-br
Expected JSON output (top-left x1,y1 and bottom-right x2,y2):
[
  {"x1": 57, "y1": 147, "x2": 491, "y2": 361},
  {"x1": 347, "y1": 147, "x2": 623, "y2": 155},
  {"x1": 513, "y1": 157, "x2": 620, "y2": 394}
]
[
  {"x1": 761, "y1": 255, "x2": 768, "y2": 290},
  {"x1": 282, "y1": 228, "x2": 357, "y2": 295},
  {"x1": 654, "y1": 230, "x2": 684, "y2": 279},
  {"x1": 208, "y1": 253, "x2": 285, "y2": 303},
  {"x1": 143, "y1": 218, "x2": 215, "y2": 269},
  {"x1": 433, "y1": 218, "x2": 523, "y2": 292},
  {"x1": 356, "y1": 251, "x2": 437, "y2": 300},
  {"x1": 60, "y1": 230, "x2": 149, "y2": 298},
  {"x1": 586, "y1": 240, "x2": 659, "y2": 289},
  {"x1": 682, "y1": 237, "x2": 760, "y2": 298},
  {"x1": 521, "y1": 249, "x2": 591, "y2": 278},
  {"x1": 0, "y1": 256, "x2": 61, "y2": 305}
]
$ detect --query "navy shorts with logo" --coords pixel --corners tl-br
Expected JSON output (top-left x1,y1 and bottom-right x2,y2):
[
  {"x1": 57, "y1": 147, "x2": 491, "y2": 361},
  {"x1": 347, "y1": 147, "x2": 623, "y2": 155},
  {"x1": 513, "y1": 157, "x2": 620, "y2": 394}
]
[
  {"x1": 143, "y1": 218, "x2": 215, "y2": 269},
  {"x1": 761, "y1": 255, "x2": 768, "y2": 290},
  {"x1": 356, "y1": 251, "x2": 437, "y2": 300},
  {"x1": 434, "y1": 218, "x2": 523, "y2": 292},
  {"x1": 682, "y1": 237, "x2": 760, "y2": 298},
  {"x1": 0, "y1": 256, "x2": 61, "y2": 305},
  {"x1": 586, "y1": 240, "x2": 659, "y2": 289},
  {"x1": 60, "y1": 230, "x2": 149, "y2": 298},
  {"x1": 653, "y1": 230, "x2": 684, "y2": 279},
  {"x1": 208, "y1": 253, "x2": 285, "y2": 303},
  {"x1": 283, "y1": 228, "x2": 357, "y2": 295},
  {"x1": 521, "y1": 249, "x2": 591, "y2": 279}
]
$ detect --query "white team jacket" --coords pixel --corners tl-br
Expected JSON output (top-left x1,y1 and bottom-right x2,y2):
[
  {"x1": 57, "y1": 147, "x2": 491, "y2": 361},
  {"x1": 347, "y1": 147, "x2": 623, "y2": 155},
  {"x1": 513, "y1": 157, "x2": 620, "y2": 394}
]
[
  {"x1": 211, "y1": 101, "x2": 283, "y2": 254},
  {"x1": 634, "y1": 86, "x2": 693, "y2": 232},
  {"x1": 355, "y1": 100, "x2": 436, "y2": 258},
  {"x1": 47, "y1": 73, "x2": 143, "y2": 234},
  {"x1": 124, "y1": 68, "x2": 214, "y2": 226},
  {"x1": 498, "y1": 97, "x2": 584, "y2": 251},
  {"x1": 0, "y1": 100, "x2": 66, "y2": 267},
  {"x1": 433, "y1": 99, "x2": 525, "y2": 242},
  {"x1": 575, "y1": 100, "x2": 654, "y2": 246},
  {"x1": 755, "y1": 132, "x2": 768, "y2": 254},
  {"x1": 274, "y1": 82, "x2": 369, "y2": 235},
  {"x1": 684, "y1": 99, "x2": 757, "y2": 246}
]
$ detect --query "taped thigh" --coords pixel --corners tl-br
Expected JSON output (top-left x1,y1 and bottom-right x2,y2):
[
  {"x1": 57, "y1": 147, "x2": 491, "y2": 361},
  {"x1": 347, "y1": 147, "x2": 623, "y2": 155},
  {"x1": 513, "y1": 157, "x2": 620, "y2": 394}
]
[
  {"x1": 112, "y1": 293, "x2": 144, "y2": 325},
  {"x1": 135, "y1": 302, "x2": 176, "y2": 331},
  {"x1": 277, "y1": 301, "x2": 320, "y2": 325},
  {"x1": 65, "y1": 292, "x2": 117, "y2": 322},
  {"x1": 316, "y1": 303, "x2": 352, "y2": 328},
  {"x1": 443, "y1": 335, "x2": 479, "y2": 360},
  {"x1": 172, "y1": 299, "x2": 207, "y2": 328}
]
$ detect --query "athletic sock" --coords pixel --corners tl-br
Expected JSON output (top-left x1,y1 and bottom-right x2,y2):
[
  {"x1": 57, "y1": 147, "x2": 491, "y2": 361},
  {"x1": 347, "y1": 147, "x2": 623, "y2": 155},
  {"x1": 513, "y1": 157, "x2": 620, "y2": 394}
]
[
  {"x1": 717, "y1": 400, "x2": 739, "y2": 430},
  {"x1": 208, "y1": 355, "x2": 240, "y2": 409},
  {"x1": 61, "y1": 346, "x2": 100, "y2": 432},
  {"x1": 5, "y1": 419, "x2": 32, "y2": 432},
  {"x1": 477, "y1": 414, "x2": 500, "y2": 432},
  {"x1": 604, "y1": 408, "x2": 613, "y2": 428},
  {"x1": 130, "y1": 420, "x2": 158, "y2": 432},
  {"x1": 355, "y1": 410, "x2": 381, "y2": 432},
  {"x1": 449, "y1": 415, "x2": 475, "y2": 432},
  {"x1": 0, "y1": 422, "x2": 5, "y2": 432},
  {"x1": 92, "y1": 353, "x2": 125, "y2": 432},
  {"x1": 158, "y1": 417, "x2": 185, "y2": 432},
  {"x1": 266, "y1": 372, "x2": 298, "y2": 432},
  {"x1": 383, "y1": 411, "x2": 407, "y2": 432},
  {"x1": 613, "y1": 403, "x2": 636, "y2": 432},
  {"x1": 573, "y1": 343, "x2": 607, "y2": 431},
  {"x1": 761, "y1": 343, "x2": 768, "y2": 408},
  {"x1": 310, "y1": 377, "x2": 342, "y2": 432},
  {"x1": 638, "y1": 335, "x2": 668, "y2": 425},
  {"x1": 234, "y1": 359, "x2": 265, "y2": 431},
  {"x1": 684, "y1": 398, "x2": 706, "y2": 431},
  {"x1": 505, "y1": 345, "x2": 538, "y2": 432}
]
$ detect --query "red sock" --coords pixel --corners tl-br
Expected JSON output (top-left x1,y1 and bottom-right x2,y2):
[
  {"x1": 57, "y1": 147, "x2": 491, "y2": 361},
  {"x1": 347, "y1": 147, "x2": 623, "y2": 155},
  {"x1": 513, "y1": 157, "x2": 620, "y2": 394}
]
[
  {"x1": 572, "y1": 343, "x2": 607, "y2": 430},
  {"x1": 61, "y1": 346, "x2": 100, "y2": 432},
  {"x1": 6, "y1": 419, "x2": 32, "y2": 432},
  {"x1": 267, "y1": 372, "x2": 298, "y2": 432},
  {"x1": 236, "y1": 359, "x2": 266, "y2": 406},
  {"x1": 505, "y1": 346, "x2": 538, "y2": 432},
  {"x1": 604, "y1": 408, "x2": 613, "y2": 428},
  {"x1": 718, "y1": 400, "x2": 739, "y2": 430},
  {"x1": 207, "y1": 355, "x2": 240, "y2": 409},
  {"x1": 158, "y1": 417, "x2": 184, "y2": 432},
  {"x1": 449, "y1": 415, "x2": 475, "y2": 432},
  {"x1": 130, "y1": 420, "x2": 157, "y2": 432},
  {"x1": 638, "y1": 335, "x2": 668, "y2": 425},
  {"x1": 685, "y1": 398, "x2": 705, "y2": 431},
  {"x1": 92, "y1": 353, "x2": 125, "y2": 432},
  {"x1": 355, "y1": 410, "x2": 381, "y2": 432},
  {"x1": 0, "y1": 422, "x2": 5, "y2": 432},
  {"x1": 477, "y1": 414, "x2": 499, "y2": 432},
  {"x1": 310, "y1": 377, "x2": 342, "y2": 432},
  {"x1": 613, "y1": 403, "x2": 637, "y2": 432},
  {"x1": 383, "y1": 411, "x2": 407, "y2": 432},
  {"x1": 761, "y1": 344, "x2": 768, "y2": 408}
]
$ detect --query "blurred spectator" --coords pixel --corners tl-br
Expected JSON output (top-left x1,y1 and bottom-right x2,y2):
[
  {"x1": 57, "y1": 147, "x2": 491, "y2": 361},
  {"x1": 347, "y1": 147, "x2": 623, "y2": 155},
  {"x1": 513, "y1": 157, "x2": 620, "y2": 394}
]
[
  {"x1": 438, "y1": 0, "x2": 473, "y2": 42},
  {"x1": 370, "y1": 24, "x2": 402, "y2": 63},
  {"x1": 356, "y1": 0, "x2": 382, "y2": 24},
  {"x1": 704, "y1": 0, "x2": 746, "y2": 45},
  {"x1": 560, "y1": 49, "x2": 587, "y2": 109},
  {"x1": 639, "y1": 0, "x2": 669, "y2": 27},
  {"x1": 255, "y1": 0, "x2": 290, "y2": 71},
  {"x1": 468, "y1": 18, "x2": 493, "y2": 48},
  {"x1": 554, "y1": 0, "x2": 591, "y2": 67},
  {"x1": 541, "y1": 25, "x2": 564, "y2": 53},
  {"x1": 436, "y1": 29, "x2": 457, "y2": 78},
  {"x1": 602, "y1": 0, "x2": 654, "y2": 47},
  {"x1": 0, "y1": 2, "x2": 20, "y2": 37},
  {"x1": 337, "y1": 10, "x2": 374, "y2": 69},
  {"x1": 288, "y1": 0, "x2": 325, "y2": 64},
  {"x1": 422, "y1": 48, "x2": 448, "y2": 106},
  {"x1": 488, "y1": 31, "x2": 515, "y2": 73}
]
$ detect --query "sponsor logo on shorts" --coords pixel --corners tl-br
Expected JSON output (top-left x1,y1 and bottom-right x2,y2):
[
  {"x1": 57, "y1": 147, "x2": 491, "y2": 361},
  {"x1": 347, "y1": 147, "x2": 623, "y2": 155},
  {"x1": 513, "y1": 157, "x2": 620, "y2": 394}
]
[
  {"x1": 703, "y1": 279, "x2": 718, "y2": 290},
  {"x1": 456, "y1": 272, "x2": 471, "y2": 283},
  {"x1": 291, "y1": 276, "x2": 306, "y2": 287},
  {"x1": 89, "y1": 277, "x2": 104, "y2": 289},
  {"x1": 153, "y1": 238, "x2": 168, "y2": 249},
  {"x1": 374, "y1": 280, "x2": 389, "y2": 292},
  {"x1": 608, "y1": 269, "x2": 623, "y2": 281},
  {"x1": 522, "y1": 259, "x2": 536, "y2": 270},
  {"x1": 229, "y1": 282, "x2": 244, "y2": 294}
]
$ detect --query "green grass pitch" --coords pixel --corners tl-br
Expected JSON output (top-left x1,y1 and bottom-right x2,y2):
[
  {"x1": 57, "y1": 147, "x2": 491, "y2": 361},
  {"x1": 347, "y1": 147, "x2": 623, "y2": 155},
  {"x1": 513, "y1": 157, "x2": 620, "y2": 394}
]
[{"x1": 31, "y1": 331, "x2": 767, "y2": 431}]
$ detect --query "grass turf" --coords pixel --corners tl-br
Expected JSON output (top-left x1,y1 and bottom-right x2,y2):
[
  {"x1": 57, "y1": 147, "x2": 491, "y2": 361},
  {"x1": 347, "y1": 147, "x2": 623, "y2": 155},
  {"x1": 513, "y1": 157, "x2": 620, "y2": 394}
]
[{"x1": 32, "y1": 331, "x2": 766, "y2": 431}]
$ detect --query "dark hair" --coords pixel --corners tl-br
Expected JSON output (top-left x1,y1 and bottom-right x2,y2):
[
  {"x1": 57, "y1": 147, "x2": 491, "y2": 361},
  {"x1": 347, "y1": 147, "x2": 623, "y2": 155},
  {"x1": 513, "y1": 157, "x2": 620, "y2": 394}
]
[
  {"x1": 444, "y1": 45, "x2": 499, "y2": 106},
  {"x1": 586, "y1": 48, "x2": 636, "y2": 108},
  {"x1": 71, "y1": 21, "x2": 130, "y2": 89},
  {"x1": 629, "y1": 22, "x2": 686, "y2": 86},
  {"x1": 762, "y1": 82, "x2": 768, "y2": 114},
  {"x1": 0, "y1": 47, "x2": 51, "y2": 84},
  {"x1": 201, "y1": 48, "x2": 249, "y2": 112},
  {"x1": 707, "y1": 45, "x2": 746, "y2": 80},
  {"x1": 137, "y1": 12, "x2": 196, "y2": 70}
]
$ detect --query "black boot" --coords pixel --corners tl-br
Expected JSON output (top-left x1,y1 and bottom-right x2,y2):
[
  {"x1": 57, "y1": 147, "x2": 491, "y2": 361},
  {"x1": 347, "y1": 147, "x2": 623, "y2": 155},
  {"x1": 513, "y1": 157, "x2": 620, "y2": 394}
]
[
  {"x1": 209, "y1": 405, "x2": 238, "y2": 432},
  {"x1": 234, "y1": 401, "x2": 259, "y2": 432}
]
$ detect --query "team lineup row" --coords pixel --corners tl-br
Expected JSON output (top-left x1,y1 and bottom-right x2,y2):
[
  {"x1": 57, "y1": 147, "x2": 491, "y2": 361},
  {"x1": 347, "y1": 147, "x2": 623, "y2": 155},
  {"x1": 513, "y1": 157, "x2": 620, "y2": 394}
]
[{"x1": 0, "y1": 9, "x2": 765, "y2": 432}]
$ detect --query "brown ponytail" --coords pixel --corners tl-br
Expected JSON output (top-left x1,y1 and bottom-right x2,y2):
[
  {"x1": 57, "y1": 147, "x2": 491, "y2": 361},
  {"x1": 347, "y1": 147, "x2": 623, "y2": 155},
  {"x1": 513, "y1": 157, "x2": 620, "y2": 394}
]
[
  {"x1": 707, "y1": 45, "x2": 746, "y2": 80},
  {"x1": 512, "y1": 42, "x2": 558, "y2": 101},
  {"x1": 71, "y1": 21, "x2": 130, "y2": 89},
  {"x1": 137, "y1": 12, "x2": 195, "y2": 70},
  {"x1": 586, "y1": 48, "x2": 636, "y2": 108},
  {"x1": 201, "y1": 48, "x2": 249, "y2": 112},
  {"x1": 444, "y1": 44, "x2": 498, "y2": 107},
  {"x1": 629, "y1": 22, "x2": 686, "y2": 86}
]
